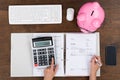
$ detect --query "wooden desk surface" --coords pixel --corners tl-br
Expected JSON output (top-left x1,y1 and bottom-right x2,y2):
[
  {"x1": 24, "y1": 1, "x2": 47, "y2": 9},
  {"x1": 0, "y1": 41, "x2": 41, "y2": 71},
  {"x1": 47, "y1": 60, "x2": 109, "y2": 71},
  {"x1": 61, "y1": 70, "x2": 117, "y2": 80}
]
[{"x1": 0, "y1": 0, "x2": 120, "y2": 80}]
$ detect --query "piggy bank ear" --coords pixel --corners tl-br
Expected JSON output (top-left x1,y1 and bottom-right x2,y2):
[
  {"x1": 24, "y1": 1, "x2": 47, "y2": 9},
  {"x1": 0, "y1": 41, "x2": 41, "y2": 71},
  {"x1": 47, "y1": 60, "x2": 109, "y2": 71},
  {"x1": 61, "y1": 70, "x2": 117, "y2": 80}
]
[
  {"x1": 93, "y1": 2, "x2": 100, "y2": 7},
  {"x1": 92, "y1": 19, "x2": 101, "y2": 28},
  {"x1": 77, "y1": 13, "x2": 86, "y2": 21}
]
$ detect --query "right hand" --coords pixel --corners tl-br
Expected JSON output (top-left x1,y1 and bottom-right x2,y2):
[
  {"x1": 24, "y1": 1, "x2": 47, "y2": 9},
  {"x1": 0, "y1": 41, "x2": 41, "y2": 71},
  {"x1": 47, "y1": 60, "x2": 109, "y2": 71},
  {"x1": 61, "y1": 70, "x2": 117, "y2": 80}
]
[
  {"x1": 44, "y1": 58, "x2": 58, "y2": 80},
  {"x1": 90, "y1": 55, "x2": 102, "y2": 75}
]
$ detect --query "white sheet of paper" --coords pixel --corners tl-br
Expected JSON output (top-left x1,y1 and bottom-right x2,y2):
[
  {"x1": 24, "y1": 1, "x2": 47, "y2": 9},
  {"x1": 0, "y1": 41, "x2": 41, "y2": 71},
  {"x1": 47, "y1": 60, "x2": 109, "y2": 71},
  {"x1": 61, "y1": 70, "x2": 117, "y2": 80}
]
[
  {"x1": 11, "y1": 33, "x2": 33, "y2": 77},
  {"x1": 65, "y1": 33, "x2": 100, "y2": 76}
]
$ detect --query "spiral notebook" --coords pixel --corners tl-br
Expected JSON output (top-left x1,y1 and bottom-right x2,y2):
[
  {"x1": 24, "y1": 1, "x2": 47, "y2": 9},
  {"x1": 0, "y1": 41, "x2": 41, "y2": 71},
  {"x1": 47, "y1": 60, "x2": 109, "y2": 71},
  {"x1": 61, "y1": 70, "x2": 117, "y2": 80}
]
[{"x1": 11, "y1": 32, "x2": 100, "y2": 77}]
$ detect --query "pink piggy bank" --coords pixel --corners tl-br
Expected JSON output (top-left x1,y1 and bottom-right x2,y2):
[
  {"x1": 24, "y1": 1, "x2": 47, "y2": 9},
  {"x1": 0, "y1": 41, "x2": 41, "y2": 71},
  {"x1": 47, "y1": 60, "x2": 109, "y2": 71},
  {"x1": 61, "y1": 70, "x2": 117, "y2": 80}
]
[{"x1": 77, "y1": 2, "x2": 105, "y2": 33}]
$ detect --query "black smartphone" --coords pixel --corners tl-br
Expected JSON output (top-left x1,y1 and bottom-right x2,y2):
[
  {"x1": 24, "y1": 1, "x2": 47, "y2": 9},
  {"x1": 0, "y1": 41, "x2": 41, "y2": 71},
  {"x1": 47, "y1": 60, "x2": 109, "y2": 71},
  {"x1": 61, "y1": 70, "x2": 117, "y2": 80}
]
[{"x1": 105, "y1": 45, "x2": 116, "y2": 65}]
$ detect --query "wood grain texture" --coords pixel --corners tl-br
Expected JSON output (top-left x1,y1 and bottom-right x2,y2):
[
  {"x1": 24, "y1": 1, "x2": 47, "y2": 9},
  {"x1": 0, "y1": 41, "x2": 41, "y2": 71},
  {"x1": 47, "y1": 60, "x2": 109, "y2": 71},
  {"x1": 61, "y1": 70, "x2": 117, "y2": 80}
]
[{"x1": 0, "y1": 0, "x2": 120, "y2": 80}]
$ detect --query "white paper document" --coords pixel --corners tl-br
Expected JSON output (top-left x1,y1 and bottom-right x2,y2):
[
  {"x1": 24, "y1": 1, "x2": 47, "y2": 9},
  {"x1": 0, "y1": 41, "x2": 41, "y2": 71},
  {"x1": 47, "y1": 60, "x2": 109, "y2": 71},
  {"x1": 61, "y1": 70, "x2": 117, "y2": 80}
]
[
  {"x1": 11, "y1": 32, "x2": 100, "y2": 77},
  {"x1": 65, "y1": 33, "x2": 100, "y2": 76}
]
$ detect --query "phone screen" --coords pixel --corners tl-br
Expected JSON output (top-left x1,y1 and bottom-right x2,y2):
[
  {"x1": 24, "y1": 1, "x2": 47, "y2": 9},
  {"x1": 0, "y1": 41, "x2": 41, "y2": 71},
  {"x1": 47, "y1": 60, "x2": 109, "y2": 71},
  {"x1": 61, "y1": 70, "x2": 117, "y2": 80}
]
[{"x1": 105, "y1": 45, "x2": 116, "y2": 65}]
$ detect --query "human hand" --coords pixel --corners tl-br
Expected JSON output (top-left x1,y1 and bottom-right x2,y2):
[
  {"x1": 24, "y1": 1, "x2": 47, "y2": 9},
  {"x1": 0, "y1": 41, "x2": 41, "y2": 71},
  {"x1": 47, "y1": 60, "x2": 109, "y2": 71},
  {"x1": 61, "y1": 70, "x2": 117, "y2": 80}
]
[
  {"x1": 90, "y1": 55, "x2": 102, "y2": 75},
  {"x1": 44, "y1": 58, "x2": 58, "y2": 80}
]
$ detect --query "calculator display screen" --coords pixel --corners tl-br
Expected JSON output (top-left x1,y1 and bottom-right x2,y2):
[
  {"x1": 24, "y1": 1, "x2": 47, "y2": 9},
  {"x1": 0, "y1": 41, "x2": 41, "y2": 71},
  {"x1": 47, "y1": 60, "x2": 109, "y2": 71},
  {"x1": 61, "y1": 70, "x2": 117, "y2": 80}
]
[{"x1": 34, "y1": 40, "x2": 52, "y2": 47}]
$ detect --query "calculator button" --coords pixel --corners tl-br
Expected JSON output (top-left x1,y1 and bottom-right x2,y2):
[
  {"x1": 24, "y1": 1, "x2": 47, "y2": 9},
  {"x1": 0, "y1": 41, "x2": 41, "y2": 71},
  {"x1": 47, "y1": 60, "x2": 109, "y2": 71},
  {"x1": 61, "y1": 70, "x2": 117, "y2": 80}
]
[
  {"x1": 34, "y1": 53, "x2": 37, "y2": 55},
  {"x1": 48, "y1": 48, "x2": 54, "y2": 50},
  {"x1": 42, "y1": 52, "x2": 45, "y2": 54},
  {"x1": 42, "y1": 48, "x2": 46, "y2": 51},
  {"x1": 44, "y1": 55, "x2": 47, "y2": 58},
  {"x1": 43, "y1": 55, "x2": 47, "y2": 60},
  {"x1": 34, "y1": 64, "x2": 38, "y2": 67},
  {"x1": 41, "y1": 52, "x2": 45, "y2": 54},
  {"x1": 39, "y1": 52, "x2": 42, "y2": 54},
  {"x1": 48, "y1": 48, "x2": 50, "y2": 50},
  {"x1": 51, "y1": 48, "x2": 54, "y2": 50},
  {"x1": 39, "y1": 63, "x2": 43, "y2": 66},
  {"x1": 48, "y1": 50, "x2": 54, "y2": 54},
  {"x1": 49, "y1": 55, "x2": 55, "y2": 65},
  {"x1": 34, "y1": 56, "x2": 37, "y2": 58},
  {"x1": 43, "y1": 51, "x2": 47, "y2": 54},
  {"x1": 37, "y1": 49, "x2": 42, "y2": 51},
  {"x1": 38, "y1": 52, "x2": 41, "y2": 55},
  {"x1": 45, "y1": 62, "x2": 48, "y2": 65},
  {"x1": 34, "y1": 56, "x2": 37, "y2": 64},
  {"x1": 42, "y1": 63, "x2": 45, "y2": 66},
  {"x1": 38, "y1": 56, "x2": 42, "y2": 59},
  {"x1": 39, "y1": 60, "x2": 42, "y2": 65},
  {"x1": 33, "y1": 50, "x2": 36, "y2": 52},
  {"x1": 50, "y1": 51, "x2": 52, "y2": 53},
  {"x1": 52, "y1": 51, "x2": 54, "y2": 53},
  {"x1": 41, "y1": 49, "x2": 45, "y2": 51},
  {"x1": 39, "y1": 63, "x2": 42, "y2": 66}
]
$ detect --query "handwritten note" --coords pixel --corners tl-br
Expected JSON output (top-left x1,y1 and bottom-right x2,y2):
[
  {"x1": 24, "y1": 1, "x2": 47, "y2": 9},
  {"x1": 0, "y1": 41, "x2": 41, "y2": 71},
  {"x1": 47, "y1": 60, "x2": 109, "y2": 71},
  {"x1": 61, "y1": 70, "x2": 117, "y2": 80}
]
[{"x1": 65, "y1": 33, "x2": 100, "y2": 76}]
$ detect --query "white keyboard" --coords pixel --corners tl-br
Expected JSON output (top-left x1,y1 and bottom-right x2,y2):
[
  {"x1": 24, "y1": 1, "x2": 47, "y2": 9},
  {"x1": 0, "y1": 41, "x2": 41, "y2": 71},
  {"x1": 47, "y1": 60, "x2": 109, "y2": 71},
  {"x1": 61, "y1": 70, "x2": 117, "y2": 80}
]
[{"x1": 9, "y1": 5, "x2": 62, "y2": 24}]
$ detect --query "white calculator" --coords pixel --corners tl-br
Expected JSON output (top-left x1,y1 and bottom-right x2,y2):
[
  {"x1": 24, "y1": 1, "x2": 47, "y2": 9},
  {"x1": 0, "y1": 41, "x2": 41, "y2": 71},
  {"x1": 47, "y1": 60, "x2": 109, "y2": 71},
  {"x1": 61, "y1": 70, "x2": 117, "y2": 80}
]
[{"x1": 31, "y1": 36, "x2": 56, "y2": 68}]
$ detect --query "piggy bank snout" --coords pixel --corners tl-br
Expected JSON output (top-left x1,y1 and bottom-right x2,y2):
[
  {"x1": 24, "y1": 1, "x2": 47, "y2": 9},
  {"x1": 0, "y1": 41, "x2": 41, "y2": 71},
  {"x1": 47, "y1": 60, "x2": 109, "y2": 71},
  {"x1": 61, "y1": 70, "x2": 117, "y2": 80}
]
[{"x1": 92, "y1": 19, "x2": 101, "y2": 28}]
